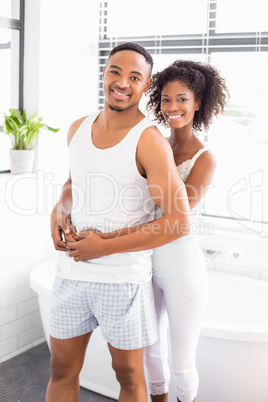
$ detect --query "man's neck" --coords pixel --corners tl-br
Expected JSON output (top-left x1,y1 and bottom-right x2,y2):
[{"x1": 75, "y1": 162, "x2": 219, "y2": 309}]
[{"x1": 101, "y1": 103, "x2": 144, "y2": 129}]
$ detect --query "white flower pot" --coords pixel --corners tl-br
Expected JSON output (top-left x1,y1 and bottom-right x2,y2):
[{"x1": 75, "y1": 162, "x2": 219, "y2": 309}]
[{"x1": 9, "y1": 149, "x2": 35, "y2": 174}]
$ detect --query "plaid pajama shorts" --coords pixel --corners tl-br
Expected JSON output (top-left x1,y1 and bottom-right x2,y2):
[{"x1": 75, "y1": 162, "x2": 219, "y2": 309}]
[{"x1": 49, "y1": 275, "x2": 158, "y2": 350}]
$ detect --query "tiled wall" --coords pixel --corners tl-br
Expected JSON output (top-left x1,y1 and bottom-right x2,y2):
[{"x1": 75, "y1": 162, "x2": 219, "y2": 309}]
[
  {"x1": 198, "y1": 230, "x2": 268, "y2": 279},
  {"x1": 0, "y1": 173, "x2": 57, "y2": 363},
  {"x1": 1, "y1": 173, "x2": 268, "y2": 363}
]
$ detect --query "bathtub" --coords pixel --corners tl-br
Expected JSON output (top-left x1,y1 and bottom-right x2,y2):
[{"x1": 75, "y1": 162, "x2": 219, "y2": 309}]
[{"x1": 30, "y1": 260, "x2": 268, "y2": 402}]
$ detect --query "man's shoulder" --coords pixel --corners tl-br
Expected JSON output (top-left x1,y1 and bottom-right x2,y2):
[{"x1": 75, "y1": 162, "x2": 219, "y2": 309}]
[
  {"x1": 67, "y1": 116, "x2": 88, "y2": 146},
  {"x1": 67, "y1": 112, "x2": 101, "y2": 146},
  {"x1": 140, "y1": 123, "x2": 169, "y2": 148},
  {"x1": 137, "y1": 124, "x2": 173, "y2": 171},
  {"x1": 71, "y1": 115, "x2": 89, "y2": 129}
]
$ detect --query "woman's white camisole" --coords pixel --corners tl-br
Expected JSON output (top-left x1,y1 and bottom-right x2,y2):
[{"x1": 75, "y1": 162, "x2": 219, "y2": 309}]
[{"x1": 152, "y1": 148, "x2": 209, "y2": 279}]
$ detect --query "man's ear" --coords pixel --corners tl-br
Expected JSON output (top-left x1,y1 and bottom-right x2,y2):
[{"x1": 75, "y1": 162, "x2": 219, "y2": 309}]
[
  {"x1": 102, "y1": 66, "x2": 106, "y2": 80},
  {"x1": 144, "y1": 77, "x2": 152, "y2": 93}
]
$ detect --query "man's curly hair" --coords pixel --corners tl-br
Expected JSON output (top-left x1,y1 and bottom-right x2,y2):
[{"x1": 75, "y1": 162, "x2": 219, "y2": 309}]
[{"x1": 147, "y1": 60, "x2": 229, "y2": 131}]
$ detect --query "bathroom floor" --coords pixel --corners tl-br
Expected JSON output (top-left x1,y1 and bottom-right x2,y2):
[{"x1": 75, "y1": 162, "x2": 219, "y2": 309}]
[{"x1": 0, "y1": 342, "x2": 117, "y2": 401}]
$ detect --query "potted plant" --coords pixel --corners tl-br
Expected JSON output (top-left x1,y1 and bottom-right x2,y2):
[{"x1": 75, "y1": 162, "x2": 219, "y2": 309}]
[{"x1": 3, "y1": 109, "x2": 60, "y2": 174}]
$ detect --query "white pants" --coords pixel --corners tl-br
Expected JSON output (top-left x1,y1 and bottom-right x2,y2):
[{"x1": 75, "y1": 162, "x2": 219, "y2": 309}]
[{"x1": 144, "y1": 271, "x2": 209, "y2": 402}]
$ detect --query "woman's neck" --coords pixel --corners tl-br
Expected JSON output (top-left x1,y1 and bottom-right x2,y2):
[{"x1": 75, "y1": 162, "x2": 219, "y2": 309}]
[{"x1": 168, "y1": 127, "x2": 196, "y2": 152}]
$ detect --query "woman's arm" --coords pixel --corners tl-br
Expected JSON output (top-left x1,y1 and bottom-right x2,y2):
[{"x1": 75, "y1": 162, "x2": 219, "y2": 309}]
[{"x1": 184, "y1": 150, "x2": 217, "y2": 210}]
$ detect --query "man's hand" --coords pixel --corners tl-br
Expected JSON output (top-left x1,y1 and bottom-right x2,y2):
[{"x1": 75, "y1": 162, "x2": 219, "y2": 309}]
[
  {"x1": 67, "y1": 230, "x2": 105, "y2": 261},
  {"x1": 50, "y1": 206, "x2": 76, "y2": 251},
  {"x1": 72, "y1": 229, "x2": 104, "y2": 241}
]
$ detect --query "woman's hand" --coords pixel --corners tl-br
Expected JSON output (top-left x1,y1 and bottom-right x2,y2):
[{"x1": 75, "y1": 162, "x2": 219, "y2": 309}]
[{"x1": 67, "y1": 230, "x2": 106, "y2": 261}]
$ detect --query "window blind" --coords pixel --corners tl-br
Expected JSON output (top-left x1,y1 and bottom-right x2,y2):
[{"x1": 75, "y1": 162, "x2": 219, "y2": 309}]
[{"x1": 98, "y1": 0, "x2": 268, "y2": 109}]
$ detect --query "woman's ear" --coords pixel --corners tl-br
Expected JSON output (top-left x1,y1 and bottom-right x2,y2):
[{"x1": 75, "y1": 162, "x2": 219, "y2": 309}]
[{"x1": 195, "y1": 100, "x2": 201, "y2": 111}]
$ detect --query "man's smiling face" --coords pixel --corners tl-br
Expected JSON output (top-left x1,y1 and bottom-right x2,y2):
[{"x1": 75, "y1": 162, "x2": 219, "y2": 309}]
[{"x1": 102, "y1": 50, "x2": 152, "y2": 112}]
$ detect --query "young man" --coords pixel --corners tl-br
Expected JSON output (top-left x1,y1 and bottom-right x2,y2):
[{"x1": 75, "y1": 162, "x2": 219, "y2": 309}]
[{"x1": 49, "y1": 42, "x2": 190, "y2": 402}]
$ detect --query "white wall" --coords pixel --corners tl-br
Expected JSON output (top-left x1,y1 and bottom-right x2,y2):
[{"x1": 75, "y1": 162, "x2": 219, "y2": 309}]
[
  {"x1": 36, "y1": 0, "x2": 99, "y2": 179},
  {"x1": 0, "y1": 0, "x2": 99, "y2": 363}
]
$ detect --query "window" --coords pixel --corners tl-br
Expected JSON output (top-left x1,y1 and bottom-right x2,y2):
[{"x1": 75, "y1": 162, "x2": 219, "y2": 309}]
[
  {"x1": 98, "y1": 0, "x2": 268, "y2": 232},
  {"x1": 0, "y1": 0, "x2": 24, "y2": 172}
]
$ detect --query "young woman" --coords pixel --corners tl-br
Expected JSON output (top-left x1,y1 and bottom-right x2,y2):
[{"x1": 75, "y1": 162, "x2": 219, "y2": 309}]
[{"x1": 143, "y1": 60, "x2": 229, "y2": 402}]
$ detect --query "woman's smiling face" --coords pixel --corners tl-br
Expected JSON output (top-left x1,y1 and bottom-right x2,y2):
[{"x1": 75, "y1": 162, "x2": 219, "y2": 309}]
[{"x1": 161, "y1": 80, "x2": 200, "y2": 130}]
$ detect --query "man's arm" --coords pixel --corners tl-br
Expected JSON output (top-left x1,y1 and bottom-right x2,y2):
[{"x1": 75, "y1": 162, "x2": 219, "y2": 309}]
[
  {"x1": 76, "y1": 151, "x2": 216, "y2": 242},
  {"x1": 50, "y1": 116, "x2": 88, "y2": 251},
  {"x1": 50, "y1": 175, "x2": 73, "y2": 251},
  {"x1": 68, "y1": 126, "x2": 190, "y2": 261},
  {"x1": 75, "y1": 149, "x2": 216, "y2": 244}
]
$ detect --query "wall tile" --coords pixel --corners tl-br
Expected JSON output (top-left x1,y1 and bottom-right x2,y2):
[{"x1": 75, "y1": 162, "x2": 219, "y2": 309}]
[
  {"x1": 18, "y1": 324, "x2": 44, "y2": 348},
  {"x1": 0, "y1": 336, "x2": 18, "y2": 358},
  {"x1": 1, "y1": 286, "x2": 32, "y2": 309},
  {"x1": 0, "y1": 255, "x2": 32, "y2": 278},
  {"x1": 0, "y1": 306, "x2": 16, "y2": 326},
  {"x1": 0, "y1": 275, "x2": 17, "y2": 294},
  {"x1": 215, "y1": 233, "x2": 262, "y2": 253},
  {"x1": 240, "y1": 251, "x2": 268, "y2": 270},
  {"x1": 1, "y1": 238, "x2": 35, "y2": 262},
  {"x1": 16, "y1": 269, "x2": 31, "y2": 288},
  {"x1": 32, "y1": 311, "x2": 42, "y2": 327},
  {"x1": 1, "y1": 316, "x2": 32, "y2": 340},
  {"x1": 17, "y1": 297, "x2": 39, "y2": 318}
]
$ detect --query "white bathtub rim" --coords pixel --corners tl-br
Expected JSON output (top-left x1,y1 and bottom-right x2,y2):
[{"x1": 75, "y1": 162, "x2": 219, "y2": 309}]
[
  {"x1": 201, "y1": 322, "x2": 268, "y2": 342},
  {"x1": 30, "y1": 276, "x2": 51, "y2": 298},
  {"x1": 29, "y1": 259, "x2": 56, "y2": 298},
  {"x1": 208, "y1": 269, "x2": 268, "y2": 288},
  {"x1": 30, "y1": 260, "x2": 268, "y2": 343}
]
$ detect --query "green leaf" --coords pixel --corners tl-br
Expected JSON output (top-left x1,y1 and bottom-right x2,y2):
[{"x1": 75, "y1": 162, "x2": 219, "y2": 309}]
[{"x1": 3, "y1": 109, "x2": 60, "y2": 149}]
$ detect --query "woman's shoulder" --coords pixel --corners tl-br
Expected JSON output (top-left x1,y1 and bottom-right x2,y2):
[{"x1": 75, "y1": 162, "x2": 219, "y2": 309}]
[
  {"x1": 191, "y1": 148, "x2": 217, "y2": 173},
  {"x1": 194, "y1": 148, "x2": 216, "y2": 162}
]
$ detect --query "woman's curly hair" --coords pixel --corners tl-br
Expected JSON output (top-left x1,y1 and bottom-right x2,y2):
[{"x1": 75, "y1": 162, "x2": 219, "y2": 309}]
[{"x1": 147, "y1": 60, "x2": 229, "y2": 131}]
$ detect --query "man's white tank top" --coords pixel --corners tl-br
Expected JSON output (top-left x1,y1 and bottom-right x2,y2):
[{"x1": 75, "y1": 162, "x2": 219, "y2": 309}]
[{"x1": 57, "y1": 111, "x2": 156, "y2": 284}]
